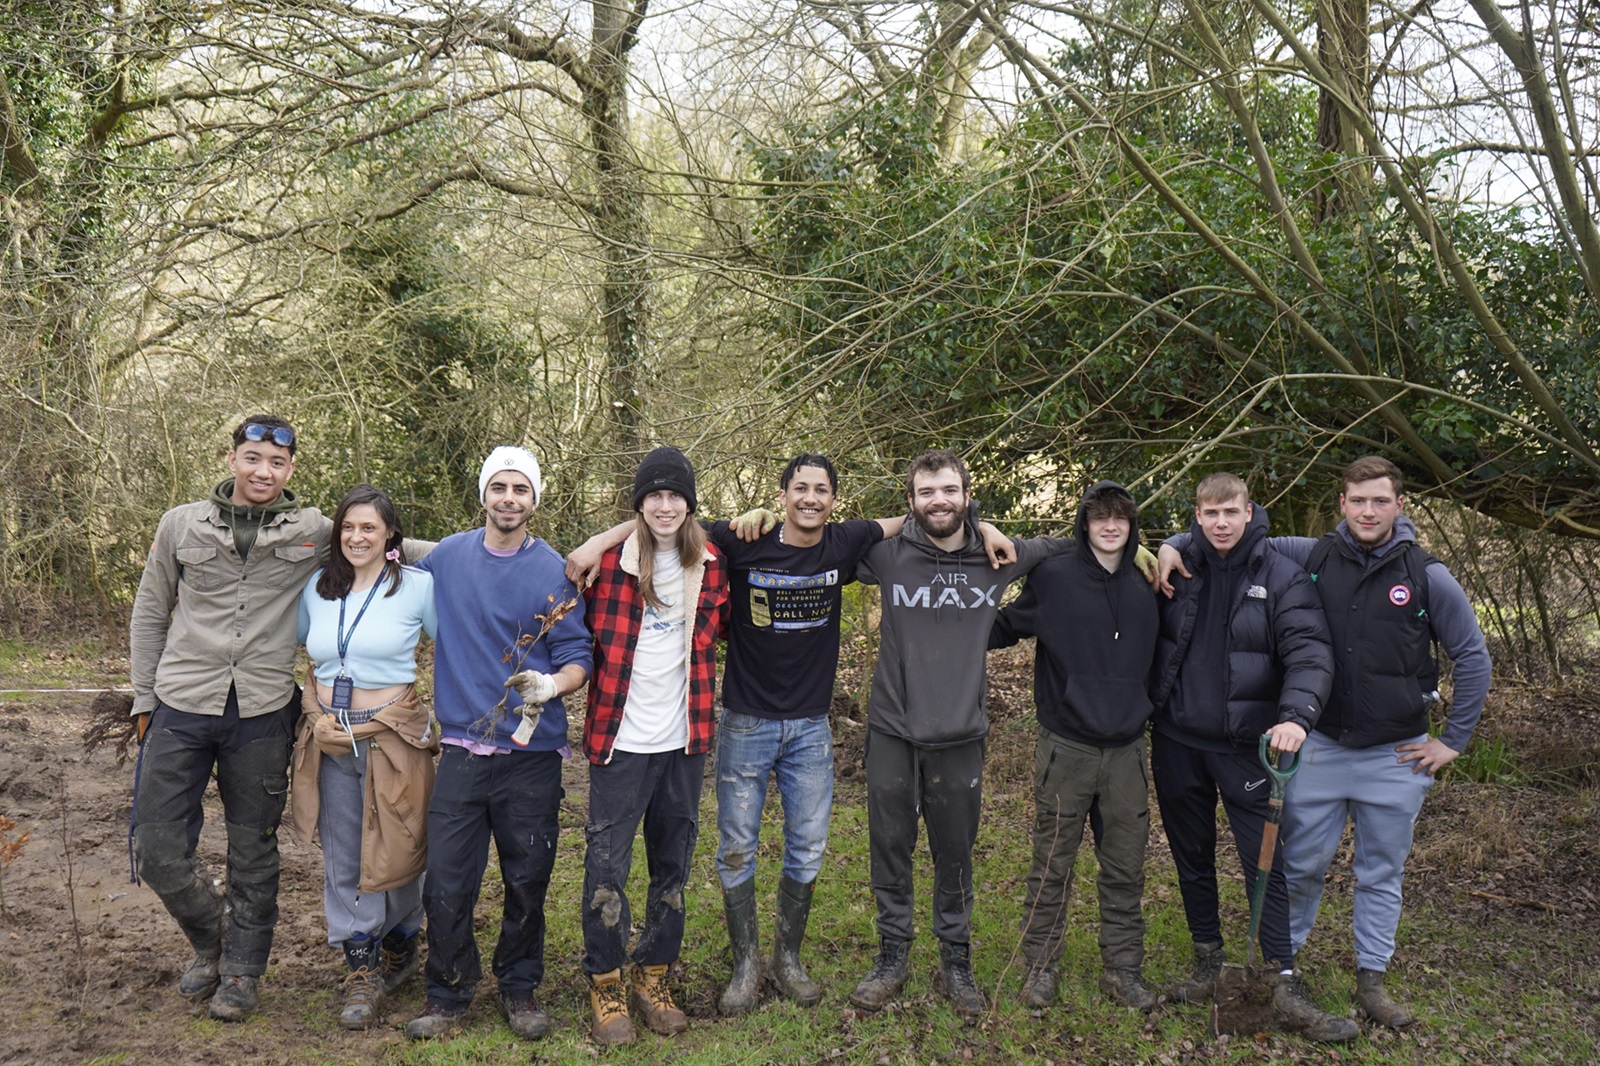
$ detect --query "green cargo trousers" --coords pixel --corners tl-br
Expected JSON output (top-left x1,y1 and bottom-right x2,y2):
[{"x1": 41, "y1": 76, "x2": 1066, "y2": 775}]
[{"x1": 1019, "y1": 729, "x2": 1149, "y2": 972}]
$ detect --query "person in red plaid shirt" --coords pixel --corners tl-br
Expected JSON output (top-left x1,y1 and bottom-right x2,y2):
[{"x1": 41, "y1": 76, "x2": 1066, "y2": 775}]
[{"x1": 578, "y1": 446, "x2": 731, "y2": 1046}]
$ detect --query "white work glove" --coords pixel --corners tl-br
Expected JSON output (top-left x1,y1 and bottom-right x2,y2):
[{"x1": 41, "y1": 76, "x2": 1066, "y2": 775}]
[{"x1": 507, "y1": 670, "x2": 559, "y2": 705}]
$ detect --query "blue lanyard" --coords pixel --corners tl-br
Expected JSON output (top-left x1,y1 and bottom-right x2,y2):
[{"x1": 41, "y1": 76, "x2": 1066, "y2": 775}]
[{"x1": 336, "y1": 573, "x2": 385, "y2": 674}]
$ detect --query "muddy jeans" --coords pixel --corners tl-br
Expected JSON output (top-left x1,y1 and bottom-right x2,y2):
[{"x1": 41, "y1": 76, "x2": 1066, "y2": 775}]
[
  {"x1": 1020, "y1": 729, "x2": 1149, "y2": 971},
  {"x1": 422, "y1": 744, "x2": 563, "y2": 1007},
  {"x1": 132, "y1": 686, "x2": 296, "y2": 977},
  {"x1": 581, "y1": 749, "x2": 706, "y2": 974}
]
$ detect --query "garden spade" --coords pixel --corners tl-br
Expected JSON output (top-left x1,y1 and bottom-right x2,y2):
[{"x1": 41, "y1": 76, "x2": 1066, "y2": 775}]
[{"x1": 1212, "y1": 734, "x2": 1300, "y2": 1036}]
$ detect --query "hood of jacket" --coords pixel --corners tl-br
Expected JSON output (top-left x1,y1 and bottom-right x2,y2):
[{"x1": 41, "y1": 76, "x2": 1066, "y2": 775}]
[
  {"x1": 1333, "y1": 512, "x2": 1418, "y2": 566},
  {"x1": 209, "y1": 478, "x2": 299, "y2": 521},
  {"x1": 1075, "y1": 480, "x2": 1142, "y2": 577}
]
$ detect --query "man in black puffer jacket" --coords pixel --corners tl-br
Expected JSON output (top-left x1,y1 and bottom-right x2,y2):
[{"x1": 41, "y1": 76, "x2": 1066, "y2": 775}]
[{"x1": 1149, "y1": 473, "x2": 1356, "y2": 1043}]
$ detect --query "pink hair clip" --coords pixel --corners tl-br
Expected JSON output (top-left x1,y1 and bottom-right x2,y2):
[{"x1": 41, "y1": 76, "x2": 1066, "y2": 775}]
[{"x1": 385, "y1": 548, "x2": 401, "y2": 562}]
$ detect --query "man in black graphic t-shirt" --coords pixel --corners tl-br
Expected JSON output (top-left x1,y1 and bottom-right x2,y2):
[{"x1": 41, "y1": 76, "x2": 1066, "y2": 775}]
[{"x1": 567, "y1": 453, "x2": 1010, "y2": 1016}]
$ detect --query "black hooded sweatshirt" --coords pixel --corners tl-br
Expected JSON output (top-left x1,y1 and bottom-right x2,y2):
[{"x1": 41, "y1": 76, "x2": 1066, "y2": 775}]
[{"x1": 988, "y1": 481, "x2": 1159, "y2": 747}]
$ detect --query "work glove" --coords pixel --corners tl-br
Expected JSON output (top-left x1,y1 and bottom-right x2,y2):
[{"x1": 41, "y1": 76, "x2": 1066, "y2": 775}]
[
  {"x1": 507, "y1": 670, "x2": 559, "y2": 705},
  {"x1": 1135, "y1": 544, "x2": 1159, "y2": 586},
  {"x1": 730, "y1": 507, "x2": 778, "y2": 541}
]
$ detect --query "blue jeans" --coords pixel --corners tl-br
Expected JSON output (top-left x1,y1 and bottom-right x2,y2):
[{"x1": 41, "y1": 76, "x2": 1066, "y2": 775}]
[
  {"x1": 422, "y1": 745, "x2": 563, "y2": 1006},
  {"x1": 714, "y1": 710, "x2": 834, "y2": 890},
  {"x1": 1283, "y1": 730, "x2": 1435, "y2": 971}
]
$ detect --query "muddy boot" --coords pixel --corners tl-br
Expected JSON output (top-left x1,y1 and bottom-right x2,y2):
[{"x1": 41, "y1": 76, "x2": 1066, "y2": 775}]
[
  {"x1": 1272, "y1": 971, "x2": 1361, "y2": 1043},
  {"x1": 179, "y1": 950, "x2": 222, "y2": 1001},
  {"x1": 769, "y1": 876, "x2": 822, "y2": 1007},
  {"x1": 1168, "y1": 940, "x2": 1224, "y2": 1003},
  {"x1": 719, "y1": 880, "x2": 761, "y2": 1016},
  {"x1": 937, "y1": 940, "x2": 989, "y2": 1019},
  {"x1": 588, "y1": 969, "x2": 634, "y2": 1045},
  {"x1": 1019, "y1": 958, "x2": 1057, "y2": 1009},
  {"x1": 1355, "y1": 968, "x2": 1415, "y2": 1028},
  {"x1": 1099, "y1": 967, "x2": 1160, "y2": 1010},
  {"x1": 380, "y1": 927, "x2": 422, "y2": 994},
  {"x1": 848, "y1": 936, "x2": 911, "y2": 1012},
  {"x1": 208, "y1": 974, "x2": 259, "y2": 1022},
  {"x1": 339, "y1": 936, "x2": 385, "y2": 1031},
  {"x1": 631, "y1": 963, "x2": 688, "y2": 1035},
  {"x1": 405, "y1": 999, "x2": 467, "y2": 1040}
]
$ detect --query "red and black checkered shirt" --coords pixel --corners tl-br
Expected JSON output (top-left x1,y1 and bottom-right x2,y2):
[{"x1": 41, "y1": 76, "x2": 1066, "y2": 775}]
[{"x1": 583, "y1": 538, "x2": 729, "y2": 765}]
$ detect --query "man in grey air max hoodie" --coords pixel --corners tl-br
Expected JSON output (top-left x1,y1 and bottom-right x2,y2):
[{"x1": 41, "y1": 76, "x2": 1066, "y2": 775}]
[{"x1": 846, "y1": 449, "x2": 1070, "y2": 1019}]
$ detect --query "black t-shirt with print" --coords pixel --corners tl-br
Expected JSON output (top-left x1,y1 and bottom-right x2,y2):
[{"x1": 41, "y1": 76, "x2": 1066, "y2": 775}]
[{"x1": 705, "y1": 518, "x2": 884, "y2": 720}]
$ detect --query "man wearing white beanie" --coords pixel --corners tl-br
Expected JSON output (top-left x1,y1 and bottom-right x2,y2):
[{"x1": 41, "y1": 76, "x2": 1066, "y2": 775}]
[{"x1": 405, "y1": 445, "x2": 592, "y2": 1043}]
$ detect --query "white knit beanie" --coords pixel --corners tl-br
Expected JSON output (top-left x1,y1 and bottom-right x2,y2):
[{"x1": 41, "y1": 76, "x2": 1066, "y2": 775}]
[{"x1": 478, "y1": 446, "x2": 543, "y2": 508}]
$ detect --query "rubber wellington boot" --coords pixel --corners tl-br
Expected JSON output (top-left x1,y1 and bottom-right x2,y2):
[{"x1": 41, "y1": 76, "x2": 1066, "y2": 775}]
[
  {"x1": 769, "y1": 876, "x2": 822, "y2": 1006},
  {"x1": 719, "y1": 880, "x2": 761, "y2": 1016}
]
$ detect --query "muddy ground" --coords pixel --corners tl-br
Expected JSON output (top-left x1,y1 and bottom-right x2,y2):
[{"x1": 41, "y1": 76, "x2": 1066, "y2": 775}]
[{"x1": 1, "y1": 646, "x2": 1598, "y2": 1065}]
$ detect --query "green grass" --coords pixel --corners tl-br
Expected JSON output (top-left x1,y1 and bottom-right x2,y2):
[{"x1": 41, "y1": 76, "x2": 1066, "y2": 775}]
[
  {"x1": 0, "y1": 636, "x2": 127, "y2": 693},
  {"x1": 369, "y1": 771, "x2": 1598, "y2": 1066}
]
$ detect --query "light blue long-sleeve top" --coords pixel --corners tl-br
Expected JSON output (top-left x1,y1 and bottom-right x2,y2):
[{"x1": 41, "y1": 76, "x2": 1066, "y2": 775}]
[{"x1": 298, "y1": 565, "x2": 436, "y2": 687}]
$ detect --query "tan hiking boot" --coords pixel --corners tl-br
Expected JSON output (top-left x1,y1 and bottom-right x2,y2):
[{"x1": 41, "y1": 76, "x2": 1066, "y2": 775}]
[
  {"x1": 1355, "y1": 968, "x2": 1415, "y2": 1028},
  {"x1": 588, "y1": 969, "x2": 634, "y2": 1045},
  {"x1": 630, "y1": 964, "x2": 688, "y2": 1035}
]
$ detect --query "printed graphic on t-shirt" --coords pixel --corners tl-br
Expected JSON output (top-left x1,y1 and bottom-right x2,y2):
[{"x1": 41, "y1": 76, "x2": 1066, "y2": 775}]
[{"x1": 747, "y1": 568, "x2": 841, "y2": 630}]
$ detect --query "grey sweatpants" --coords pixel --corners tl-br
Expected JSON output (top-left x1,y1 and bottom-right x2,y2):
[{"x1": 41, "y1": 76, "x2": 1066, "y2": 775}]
[
  {"x1": 865, "y1": 730, "x2": 985, "y2": 945},
  {"x1": 318, "y1": 742, "x2": 423, "y2": 946}
]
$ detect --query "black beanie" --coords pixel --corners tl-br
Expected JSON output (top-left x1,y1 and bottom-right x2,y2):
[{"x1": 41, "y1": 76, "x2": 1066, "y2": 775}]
[{"x1": 633, "y1": 446, "x2": 698, "y2": 513}]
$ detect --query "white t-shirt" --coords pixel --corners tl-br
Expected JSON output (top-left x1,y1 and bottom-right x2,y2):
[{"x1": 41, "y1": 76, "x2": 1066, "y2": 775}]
[{"x1": 615, "y1": 549, "x2": 690, "y2": 753}]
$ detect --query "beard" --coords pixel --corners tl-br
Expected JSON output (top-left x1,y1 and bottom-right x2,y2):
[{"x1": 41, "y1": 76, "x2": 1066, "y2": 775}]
[{"x1": 913, "y1": 501, "x2": 965, "y2": 539}]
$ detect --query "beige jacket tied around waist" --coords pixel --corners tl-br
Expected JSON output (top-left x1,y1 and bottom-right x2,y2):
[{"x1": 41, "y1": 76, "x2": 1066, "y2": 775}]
[{"x1": 289, "y1": 683, "x2": 440, "y2": 894}]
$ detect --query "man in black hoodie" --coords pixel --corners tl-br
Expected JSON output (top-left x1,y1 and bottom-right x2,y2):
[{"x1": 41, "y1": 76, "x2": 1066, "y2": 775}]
[
  {"x1": 988, "y1": 482, "x2": 1161, "y2": 1012},
  {"x1": 1149, "y1": 473, "x2": 1356, "y2": 1042}
]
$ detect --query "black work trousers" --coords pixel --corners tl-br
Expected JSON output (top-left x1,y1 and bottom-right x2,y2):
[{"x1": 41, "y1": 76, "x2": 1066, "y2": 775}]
[
  {"x1": 865, "y1": 730, "x2": 985, "y2": 945},
  {"x1": 132, "y1": 686, "x2": 296, "y2": 976}
]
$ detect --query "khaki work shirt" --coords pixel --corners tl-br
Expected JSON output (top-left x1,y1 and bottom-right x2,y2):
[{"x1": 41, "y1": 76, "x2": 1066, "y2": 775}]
[{"x1": 130, "y1": 499, "x2": 331, "y2": 717}]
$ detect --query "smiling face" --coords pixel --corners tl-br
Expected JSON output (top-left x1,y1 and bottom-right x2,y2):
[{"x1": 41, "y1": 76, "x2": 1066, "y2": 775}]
[
  {"x1": 226, "y1": 440, "x2": 295, "y2": 507},
  {"x1": 340, "y1": 504, "x2": 391, "y2": 575},
  {"x1": 780, "y1": 464, "x2": 838, "y2": 535},
  {"x1": 909, "y1": 466, "x2": 970, "y2": 541},
  {"x1": 483, "y1": 471, "x2": 535, "y2": 536},
  {"x1": 640, "y1": 489, "x2": 689, "y2": 548},
  {"x1": 1196, "y1": 493, "x2": 1252, "y2": 557},
  {"x1": 1341, "y1": 476, "x2": 1402, "y2": 547},
  {"x1": 1087, "y1": 513, "x2": 1131, "y2": 559}
]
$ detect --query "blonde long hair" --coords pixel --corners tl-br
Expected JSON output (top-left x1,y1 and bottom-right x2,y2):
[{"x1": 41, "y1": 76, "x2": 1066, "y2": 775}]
[{"x1": 633, "y1": 511, "x2": 707, "y2": 610}]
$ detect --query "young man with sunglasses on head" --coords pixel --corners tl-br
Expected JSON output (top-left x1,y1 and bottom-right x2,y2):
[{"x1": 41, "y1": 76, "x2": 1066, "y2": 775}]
[{"x1": 129, "y1": 415, "x2": 422, "y2": 1021}]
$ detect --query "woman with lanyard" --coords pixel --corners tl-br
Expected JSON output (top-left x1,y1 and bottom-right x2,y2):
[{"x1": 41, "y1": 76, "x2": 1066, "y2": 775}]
[
  {"x1": 571, "y1": 447, "x2": 729, "y2": 1045},
  {"x1": 292, "y1": 484, "x2": 438, "y2": 1030}
]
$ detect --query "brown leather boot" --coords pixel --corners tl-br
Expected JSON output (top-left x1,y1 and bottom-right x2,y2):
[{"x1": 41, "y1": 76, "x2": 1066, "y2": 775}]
[
  {"x1": 1271, "y1": 971, "x2": 1361, "y2": 1043},
  {"x1": 1355, "y1": 968, "x2": 1415, "y2": 1027},
  {"x1": 588, "y1": 969, "x2": 635, "y2": 1045},
  {"x1": 631, "y1": 963, "x2": 688, "y2": 1035}
]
